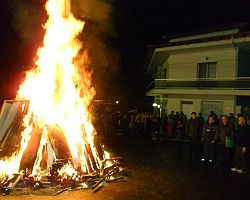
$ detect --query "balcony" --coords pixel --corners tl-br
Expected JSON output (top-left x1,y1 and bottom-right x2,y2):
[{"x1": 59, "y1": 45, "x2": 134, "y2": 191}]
[{"x1": 146, "y1": 78, "x2": 250, "y2": 96}]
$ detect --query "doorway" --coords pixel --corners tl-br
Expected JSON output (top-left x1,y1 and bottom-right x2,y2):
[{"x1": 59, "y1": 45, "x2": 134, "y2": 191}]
[{"x1": 181, "y1": 101, "x2": 193, "y2": 116}]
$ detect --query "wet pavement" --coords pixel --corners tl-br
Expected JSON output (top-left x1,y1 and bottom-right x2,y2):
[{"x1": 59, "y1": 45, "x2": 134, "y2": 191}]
[
  {"x1": 4, "y1": 135, "x2": 250, "y2": 200},
  {"x1": 103, "y1": 135, "x2": 250, "y2": 200}
]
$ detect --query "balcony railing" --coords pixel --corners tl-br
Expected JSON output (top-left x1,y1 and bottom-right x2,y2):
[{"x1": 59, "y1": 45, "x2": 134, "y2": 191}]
[{"x1": 146, "y1": 78, "x2": 250, "y2": 90}]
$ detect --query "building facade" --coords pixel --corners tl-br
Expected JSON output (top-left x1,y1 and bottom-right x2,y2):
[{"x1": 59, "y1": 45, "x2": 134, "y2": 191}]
[{"x1": 145, "y1": 26, "x2": 250, "y2": 119}]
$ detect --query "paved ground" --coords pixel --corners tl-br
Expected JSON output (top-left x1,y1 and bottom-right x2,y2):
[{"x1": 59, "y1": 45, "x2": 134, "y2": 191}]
[{"x1": 2, "y1": 135, "x2": 250, "y2": 200}]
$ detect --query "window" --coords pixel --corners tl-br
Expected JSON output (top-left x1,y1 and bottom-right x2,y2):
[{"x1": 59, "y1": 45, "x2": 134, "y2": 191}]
[
  {"x1": 201, "y1": 100, "x2": 223, "y2": 120},
  {"x1": 197, "y1": 62, "x2": 216, "y2": 79}
]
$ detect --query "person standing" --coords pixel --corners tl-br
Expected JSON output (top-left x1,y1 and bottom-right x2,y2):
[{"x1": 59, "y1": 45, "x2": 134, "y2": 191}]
[
  {"x1": 229, "y1": 113, "x2": 237, "y2": 127},
  {"x1": 198, "y1": 113, "x2": 205, "y2": 126},
  {"x1": 231, "y1": 115, "x2": 250, "y2": 174},
  {"x1": 201, "y1": 116, "x2": 218, "y2": 163},
  {"x1": 160, "y1": 113, "x2": 168, "y2": 135},
  {"x1": 176, "y1": 113, "x2": 186, "y2": 154},
  {"x1": 216, "y1": 115, "x2": 235, "y2": 171},
  {"x1": 187, "y1": 112, "x2": 202, "y2": 161},
  {"x1": 145, "y1": 113, "x2": 153, "y2": 138},
  {"x1": 129, "y1": 114, "x2": 136, "y2": 136},
  {"x1": 167, "y1": 111, "x2": 175, "y2": 137},
  {"x1": 208, "y1": 111, "x2": 220, "y2": 125}
]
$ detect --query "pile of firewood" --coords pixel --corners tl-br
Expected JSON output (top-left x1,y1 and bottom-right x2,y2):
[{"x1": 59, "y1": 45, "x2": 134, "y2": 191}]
[{"x1": 0, "y1": 157, "x2": 126, "y2": 196}]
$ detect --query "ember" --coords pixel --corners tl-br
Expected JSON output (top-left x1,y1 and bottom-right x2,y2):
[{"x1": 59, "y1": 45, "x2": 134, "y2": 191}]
[{"x1": 0, "y1": 0, "x2": 124, "y2": 195}]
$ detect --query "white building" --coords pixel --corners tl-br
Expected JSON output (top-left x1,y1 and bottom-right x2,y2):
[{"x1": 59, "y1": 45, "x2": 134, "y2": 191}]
[{"x1": 145, "y1": 25, "x2": 250, "y2": 119}]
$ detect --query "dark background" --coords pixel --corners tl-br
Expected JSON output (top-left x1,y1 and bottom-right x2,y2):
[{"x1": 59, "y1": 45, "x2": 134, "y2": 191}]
[{"x1": 1, "y1": 0, "x2": 250, "y2": 108}]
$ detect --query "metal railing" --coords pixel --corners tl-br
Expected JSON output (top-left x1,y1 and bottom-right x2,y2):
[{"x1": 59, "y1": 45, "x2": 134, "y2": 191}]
[{"x1": 146, "y1": 77, "x2": 250, "y2": 90}]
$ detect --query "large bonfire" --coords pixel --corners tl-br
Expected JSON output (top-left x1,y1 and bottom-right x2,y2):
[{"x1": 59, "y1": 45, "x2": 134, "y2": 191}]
[{"x1": 0, "y1": 0, "x2": 111, "y2": 183}]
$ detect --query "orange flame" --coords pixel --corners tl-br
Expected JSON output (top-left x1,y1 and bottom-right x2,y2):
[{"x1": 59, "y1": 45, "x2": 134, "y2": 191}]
[{"x1": 0, "y1": 0, "x2": 103, "y2": 178}]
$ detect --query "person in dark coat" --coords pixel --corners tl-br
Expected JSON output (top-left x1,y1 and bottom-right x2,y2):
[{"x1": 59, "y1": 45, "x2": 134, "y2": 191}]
[
  {"x1": 229, "y1": 113, "x2": 237, "y2": 127},
  {"x1": 176, "y1": 113, "x2": 186, "y2": 154},
  {"x1": 187, "y1": 112, "x2": 202, "y2": 161},
  {"x1": 215, "y1": 115, "x2": 235, "y2": 171},
  {"x1": 208, "y1": 111, "x2": 220, "y2": 125},
  {"x1": 167, "y1": 111, "x2": 175, "y2": 137},
  {"x1": 201, "y1": 116, "x2": 218, "y2": 163},
  {"x1": 231, "y1": 115, "x2": 250, "y2": 174}
]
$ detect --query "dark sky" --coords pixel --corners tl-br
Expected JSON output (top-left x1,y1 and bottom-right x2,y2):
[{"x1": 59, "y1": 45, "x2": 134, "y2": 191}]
[
  {"x1": 114, "y1": 0, "x2": 250, "y2": 99},
  {"x1": 1, "y1": 0, "x2": 250, "y2": 103}
]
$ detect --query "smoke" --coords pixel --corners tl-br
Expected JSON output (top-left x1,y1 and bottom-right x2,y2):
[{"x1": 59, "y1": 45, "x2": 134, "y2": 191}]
[
  {"x1": 72, "y1": 0, "x2": 116, "y2": 37},
  {"x1": 1, "y1": 1, "x2": 46, "y2": 97},
  {"x1": 71, "y1": 0, "x2": 120, "y2": 99},
  {"x1": 6, "y1": 0, "x2": 45, "y2": 45}
]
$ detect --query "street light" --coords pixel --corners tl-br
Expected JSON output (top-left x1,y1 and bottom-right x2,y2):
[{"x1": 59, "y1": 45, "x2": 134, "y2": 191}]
[
  {"x1": 152, "y1": 103, "x2": 157, "y2": 107},
  {"x1": 115, "y1": 100, "x2": 119, "y2": 104}
]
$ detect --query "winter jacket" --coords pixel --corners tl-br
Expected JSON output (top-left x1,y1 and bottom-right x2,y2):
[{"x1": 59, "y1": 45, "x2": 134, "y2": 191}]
[
  {"x1": 187, "y1": 118, "x2": 202, "y2": 140},
  {"x1": 235, "y1": 124, "x2": 250, "y2": 148},
  {"x1": 176, "y1": 117, "x2": 185, "y2": 131},
  {"x1": 202, "y1": 123, "x2": 218, "y2": 144},
  {"x1": 216, "y1": 123, "x2": 235, "y2": 144}
]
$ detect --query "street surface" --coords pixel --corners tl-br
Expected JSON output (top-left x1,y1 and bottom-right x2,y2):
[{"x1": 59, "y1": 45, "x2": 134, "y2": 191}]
[{"x1": 3, "y1": 135, "x2": 250, "y2": 200}]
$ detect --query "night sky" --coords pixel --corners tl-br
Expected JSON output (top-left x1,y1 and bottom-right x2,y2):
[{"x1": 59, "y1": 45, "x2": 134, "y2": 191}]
[
  {"x1": 114, "y1": 0, "x2": 250, "y2": 99},
  {"x1": 1, "y1": 0, "x2": 250, "y2": 105}
]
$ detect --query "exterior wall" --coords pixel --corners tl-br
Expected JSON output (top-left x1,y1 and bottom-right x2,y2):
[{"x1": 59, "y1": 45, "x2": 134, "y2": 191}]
[
  {"x1": 163, "y1": 47, "x2": 237, "y2": 79},
  {"x1": 151, "y1": 39, "x2": 250, "y2": 116},
  {"x1": 161, "y1": 94, "x2": 235, "y2": 118}
]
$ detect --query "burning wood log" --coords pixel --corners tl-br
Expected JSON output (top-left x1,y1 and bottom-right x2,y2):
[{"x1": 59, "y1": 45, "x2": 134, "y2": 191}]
[
  {"x1": 47, "y1": 125, "x2": 71, "y2": 161},
  {"x1": 2, "y1": 174, "x2": 22, "y2": 195},
  {"x1": 92, "y1": 180, "x2": 107, "y2": 193},
  {"x1": 83, "y1": 144, "x2": 94, "y2": 173},
  {"x1": 85, "y1": 143, "x2": 98, "y2": 171},
  {"x1": 91, "y1": 168, "x2": 116, "y2": 191},
  {"x1": 19, "y1": 127, "x2": 43, "y2": 171}
]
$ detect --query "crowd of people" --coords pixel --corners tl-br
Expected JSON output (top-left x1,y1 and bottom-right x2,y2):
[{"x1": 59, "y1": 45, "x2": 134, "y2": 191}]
[
  {"x1": 94, "y1": 108, "x2": 250, "y2": 174},
  {"x1": 187, "y1": 112, "x2": 247, "y2": 174},
  {"x1": 133, "y1": 110, "x2": 250, "y2": 174}
]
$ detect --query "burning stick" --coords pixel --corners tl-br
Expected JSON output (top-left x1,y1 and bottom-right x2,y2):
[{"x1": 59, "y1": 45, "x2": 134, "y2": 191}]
[
  {"x1": 103, "y1": 162, "x2": 121, "y2": 173},
  {"x1": 102, "y1": 157, "x2": 123, "y2": 162},
  {"x1": 91, "y1": 168, "x2": 116, "y2": 191},
  {"x1": 6, "y1": 174, "x2": 22, "y2": 188},
  {"x1": 92, "y1": 180, "x2": 107, "y2": 193},
  {"x1": 2, "y1": 174, "x2": 22, "y2": 195},
  {"x1": 106, "y1": 176, "x2": 125, "y2": 183},
  {"x1": 53, "y1": 188, "x2": 68, "y2": 196}
]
